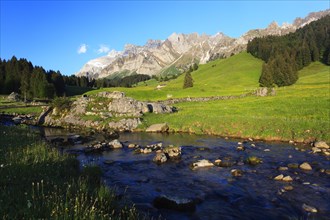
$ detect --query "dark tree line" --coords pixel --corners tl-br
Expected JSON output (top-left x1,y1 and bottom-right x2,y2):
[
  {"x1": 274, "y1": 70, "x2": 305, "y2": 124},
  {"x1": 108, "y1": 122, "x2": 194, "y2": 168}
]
[
  {"x1": 0, "y1": 56, "x2": 153, "y2": 99},
  {"x1": 0, "y1": 57, "x2": 65, "y2": 99},
  {"x1": 247, "y1": 15, "x2": 330, "y2": 87},
  {"x1": 94, "y1": 74, "x2": 151, "y2": 88},
  {"x1": 63, "y1": 74, "x2": 151, "y2": 89}
]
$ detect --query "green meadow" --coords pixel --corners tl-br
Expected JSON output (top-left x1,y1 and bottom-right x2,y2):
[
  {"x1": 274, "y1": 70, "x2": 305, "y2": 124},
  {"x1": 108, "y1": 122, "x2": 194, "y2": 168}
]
[
  {"x1": 141, "y1": 61, "x2": 329, "y2": 142},
  {"x1": 86, "y1": 52, "x2": 329, "y2": 142},
  {"x1": 86, "y1": 52, "x2": 263, "y2": 100}
]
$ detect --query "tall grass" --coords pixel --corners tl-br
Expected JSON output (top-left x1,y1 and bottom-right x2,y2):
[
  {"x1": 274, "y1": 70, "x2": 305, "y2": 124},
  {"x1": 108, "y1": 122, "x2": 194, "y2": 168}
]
[{"x1": 0, "y1": 125, "x2": 143, "y2": 219}]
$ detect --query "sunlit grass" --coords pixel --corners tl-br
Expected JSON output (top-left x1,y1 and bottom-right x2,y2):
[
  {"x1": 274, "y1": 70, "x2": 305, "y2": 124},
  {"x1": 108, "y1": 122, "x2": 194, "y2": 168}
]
[
  {"x1": 139, "y1": 61, "x2": 330, "y2": 142},
  {"x1": 0, "y1": 126, "x2": 143, "y2": 219},
  {"x1": 85, "y1": 52, "x2": 262, "y2": 101}
]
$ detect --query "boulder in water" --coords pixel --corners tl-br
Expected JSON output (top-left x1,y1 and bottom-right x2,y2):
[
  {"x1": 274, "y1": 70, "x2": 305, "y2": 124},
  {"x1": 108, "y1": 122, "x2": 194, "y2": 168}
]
[
  {"x1": 245, "y1": 156, "x2": 262, "y2": 165},
  {"x1": 108, "y1": 139, "x2": 123, "y2": 149},
  {"x1": 274, "y1": 174, "x2": 284, "y2": 181},
  {"x1": 163, "y1": 145, "x2": 181, "y2": 158},
  {"x1": 314, "y1": 141, "x2": 329, "y2": 149},
  {"x1": 153, "y1": 195, "x2": 196, "y2": 212},
  {"x1": 192, "y1": 159, "x2": 214, "y2": 169},
  {"x1": 282, "y1": 176, "x2": 293, "y2": 182},
  {"x1": 299, "y1": 162, "x2": 312, "y2": 171},
  {"x1": 231, "y1": 169, "x2": 243, "y2": 177},
  {"x1": 153, "y1": 153, "x2": 168, "y2": 164},
  {"x1": 302, "y1": 203, "x2": 317, "y2": 213}
]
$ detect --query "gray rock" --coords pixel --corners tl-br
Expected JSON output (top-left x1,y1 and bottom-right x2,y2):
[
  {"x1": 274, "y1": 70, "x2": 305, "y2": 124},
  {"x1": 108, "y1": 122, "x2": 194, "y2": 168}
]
[
  {"x1": 231, "y1": 169, "x2": 243, "y2": 177},
  {"x1": 283, "y1": 185, "x2": 294, "y2": 191},
  {"x1": 108, "y1": 97, "x2": 144, "y2": 117},
  {"x1": 314, "y1": 141, "x2": 329, "y2": 149},
  {"x1": 255, "y1": 87, "x2": 276, "y2": 97},
  {"x1": 147, "y1": 103, "x2": 175, "y2": 114},
  {"x1": 282, "y1": 176, "x2": 293, "y2": 182},
  {"x1": 245, "y1": 156, "x2": 262, "y2": 165},
  {"x1": 153, "y1": 153, "x2": 168, "y2": 164},
  {"x1": 312, "y1": 147, "x2": 322, "y2": 153},
  {"x1": 39, "y1": 91, "x2": 175, "y2": 131},
  {"x1": 192, "y1": 159, "x2": 214, "y2": 169},
  {"x1": 214, "y1": 159, "x2": 222, "y2": 166},
  {"x1": 302, "y1": 203, "x2": 317, "y2": 213},
  {"x1": 146, "y1": 123, "x2": 169, "y2": 133},
  {"x1": 128, "y1": 143, "x2": 138, "y2": 148},
  {"x1": 141, "y1": 148, "x2": 153, "y2": 154},
  {"x1": 236, "y1": 145, "x2": 245, "y2": 151},
  {"x1": 108, "y1": 139, "x2": 123, "y2": 149},
  {"x1": 217, "y1": 159, "x2": 236, "y2": 168},
  {"x1": 98, "y1": 91, "x2": 125, "y2": 99},
  {"x1": 108, "y1": 118, "x2": 141, "y2": 131},
  {"x1": 274, "y1": 174, "x2": 284, "y2": 181},
  {"x1": 153, "y1": 196, "x2": 196, "y2": 212},
  {"x1": 7, "y1": 92, "x2": 20, "y2": 101},
  {"x1": 163, "y1": 145, "x2": 181, "y2": 158},
  {"x1": 12, "y1": 116, "x2": 22, "y2": 124},
  {"x1": 278, "y1": 167, "x2": 288, "y2": 171},
  {"x1": 299, "y1": 162, "x2": 312, "y2": 171}
]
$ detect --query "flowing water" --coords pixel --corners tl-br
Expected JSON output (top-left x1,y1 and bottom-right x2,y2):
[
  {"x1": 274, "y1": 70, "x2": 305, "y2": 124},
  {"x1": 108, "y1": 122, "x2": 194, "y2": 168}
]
[{"x1": 36, "y1": 127, "x2": 330, "y2": 220}]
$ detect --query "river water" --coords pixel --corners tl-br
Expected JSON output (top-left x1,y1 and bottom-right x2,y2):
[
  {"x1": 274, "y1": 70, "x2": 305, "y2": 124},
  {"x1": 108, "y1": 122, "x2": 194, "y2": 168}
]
[{"x1": 37, "y1": 127, "x2": 330, "y2": 220}]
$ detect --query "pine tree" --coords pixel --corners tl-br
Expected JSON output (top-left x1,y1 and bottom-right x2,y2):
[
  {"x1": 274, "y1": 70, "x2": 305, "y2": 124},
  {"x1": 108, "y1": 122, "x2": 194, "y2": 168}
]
[
  {"x1": 259, "y1": 62, "x2": 274, "y2": 87},
  {"x1": 20, "y1": 68, "x2": 30, "y2": 101},
  {"x1": 183, "y1": 71, "x2": 194, "y2": 89}
]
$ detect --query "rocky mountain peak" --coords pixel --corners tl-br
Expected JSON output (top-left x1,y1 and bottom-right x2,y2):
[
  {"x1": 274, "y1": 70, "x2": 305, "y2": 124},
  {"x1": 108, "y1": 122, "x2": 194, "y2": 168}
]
[{"x1": 76, "y1": 10, "x2": 330, "y2": 79}]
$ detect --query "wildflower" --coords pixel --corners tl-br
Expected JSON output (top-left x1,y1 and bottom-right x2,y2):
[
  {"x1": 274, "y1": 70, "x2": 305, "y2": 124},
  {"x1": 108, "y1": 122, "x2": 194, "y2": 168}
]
[{"x1": 0, "y1": 164, "x2": 4, "y2": 168}]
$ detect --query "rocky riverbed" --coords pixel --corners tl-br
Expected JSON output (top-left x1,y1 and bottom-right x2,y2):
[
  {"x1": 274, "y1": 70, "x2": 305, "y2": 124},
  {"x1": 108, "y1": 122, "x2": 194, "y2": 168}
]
[{"x1": 38, "y1": 128, "x2": 330, "y2": 220}]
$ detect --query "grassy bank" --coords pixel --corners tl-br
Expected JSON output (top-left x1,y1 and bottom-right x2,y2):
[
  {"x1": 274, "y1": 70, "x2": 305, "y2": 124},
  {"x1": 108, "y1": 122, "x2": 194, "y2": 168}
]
[
  {"x1": 0, "y1": 96, "x2": 43, "y2": 115},
  {"x1": 0, "y1": 125, "x2": 142, "y2": 219},
  {"x1": 140, "y1": 62, "x2": 329, "y2": 142}
]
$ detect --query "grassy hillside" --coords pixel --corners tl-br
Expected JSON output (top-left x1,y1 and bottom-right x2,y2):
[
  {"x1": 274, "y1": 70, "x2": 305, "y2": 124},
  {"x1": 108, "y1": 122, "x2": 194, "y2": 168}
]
[
  {"x1": 83, "y1": 53, "x2": 330, "y2": 142},
  {"x1": 140, "y1": 61, "x2": 330, "y2": 142},
  {"x1": 86, "y1": 52, "x2": 263, "y2": 101}
]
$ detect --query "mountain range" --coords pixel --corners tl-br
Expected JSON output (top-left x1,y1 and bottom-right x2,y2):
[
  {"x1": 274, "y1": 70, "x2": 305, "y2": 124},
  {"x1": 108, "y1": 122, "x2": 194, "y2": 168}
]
[{"x1": 76, "y1": 9, "x2": 330, "y2": 79}]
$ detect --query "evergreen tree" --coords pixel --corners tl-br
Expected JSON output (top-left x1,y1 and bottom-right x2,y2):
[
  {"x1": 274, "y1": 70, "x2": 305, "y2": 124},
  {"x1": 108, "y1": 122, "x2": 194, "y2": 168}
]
[
  {"x1": 183, "y1": 71, "x2": 194, "y2": 89},
  {"x1": 20, "y1": 68, "x2": 30, "y2": 101},
  {"x1": 248, "y1": 15, "x2": 330, "y2": 87},
  {"x1": 259, "y1": 62, "x2": 274, "y2": 87}
]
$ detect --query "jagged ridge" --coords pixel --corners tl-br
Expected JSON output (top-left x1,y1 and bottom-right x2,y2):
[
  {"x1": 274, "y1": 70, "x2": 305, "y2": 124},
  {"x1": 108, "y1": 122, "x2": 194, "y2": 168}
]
[{"x1": 76, "y1": 10, "x2": 330, "y2": 79}]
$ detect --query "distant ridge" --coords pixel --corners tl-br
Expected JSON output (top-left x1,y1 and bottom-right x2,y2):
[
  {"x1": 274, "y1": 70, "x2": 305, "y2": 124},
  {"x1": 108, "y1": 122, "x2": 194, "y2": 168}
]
[{"x1": 76, "y1": 9, "x2": 330, "y2": 79}]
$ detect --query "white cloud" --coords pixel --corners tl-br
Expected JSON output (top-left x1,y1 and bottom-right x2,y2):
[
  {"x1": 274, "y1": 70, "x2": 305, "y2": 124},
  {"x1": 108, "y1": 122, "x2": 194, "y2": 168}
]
[
  {"x1": 97, "y1": 44, "x2": 110, "y2": 54},
  {"x1": 77, "y1": 44, "x2": 88, "y2": 54}
]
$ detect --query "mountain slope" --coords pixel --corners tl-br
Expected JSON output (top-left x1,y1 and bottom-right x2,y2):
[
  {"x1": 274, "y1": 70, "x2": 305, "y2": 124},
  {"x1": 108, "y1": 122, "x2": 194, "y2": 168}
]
[
  {"x1": 86, "y1": 52, "x2": 263, "y2": 101},
  {"x1": 76, "y1": 10, "x2": 330, "y2": 79},
  {"x1": 140, "y1": 61, "x2": 330, "y2": 142}
]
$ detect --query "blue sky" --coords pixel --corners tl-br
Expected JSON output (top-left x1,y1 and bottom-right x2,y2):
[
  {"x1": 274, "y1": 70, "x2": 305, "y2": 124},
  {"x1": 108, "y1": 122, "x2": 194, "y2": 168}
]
[{"x1": 0, "y1": 1, "x2": 329, "y2": 75}]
